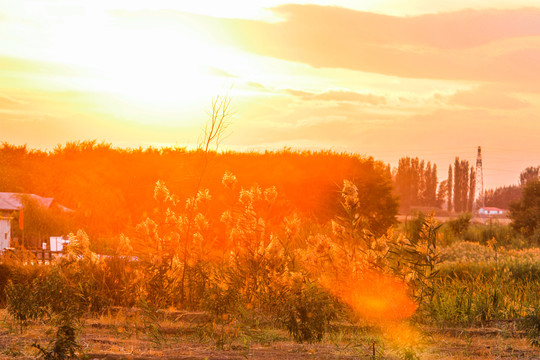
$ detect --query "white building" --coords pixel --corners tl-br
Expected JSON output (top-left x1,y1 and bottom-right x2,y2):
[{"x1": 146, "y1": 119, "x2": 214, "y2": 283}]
[
  {"x1": 0, "y1": 216, "x2": 10, "y2": 251},
  {"x1": 478, "y1": 207, "x2": 505, "y2": 216},
  {"x1": 0, "y1": 192, "x2": 60, "y2": 251}
]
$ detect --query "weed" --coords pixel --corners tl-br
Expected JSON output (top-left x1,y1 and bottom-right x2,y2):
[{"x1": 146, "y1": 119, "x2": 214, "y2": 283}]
[
  {"x1": 139, "y1": 299, "x2": 165, "y2": 348},
  {"x1": 5, "y1": 279, "x2": 46, "y2": 330},
  {"x1": 280, "y1": 281, "x2": 336, "y2": 343},
  {"x1": 398, "y1": 347, "x2": 420, "y2": 360},
  {"x1": 33, "y1": 310, "x2": 82, "y2": 360},
  {"x1": 521, "y1": 307, "x2": 540, "y2": 347}
]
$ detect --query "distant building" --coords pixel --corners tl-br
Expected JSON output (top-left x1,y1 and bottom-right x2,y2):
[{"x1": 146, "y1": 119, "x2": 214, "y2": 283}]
[
  {"x1": 0, "y1": 192, "x2": 70, "y2": 251},
  {"x1": 478, "y1": 207, "x2": 505, "y2": 216}
]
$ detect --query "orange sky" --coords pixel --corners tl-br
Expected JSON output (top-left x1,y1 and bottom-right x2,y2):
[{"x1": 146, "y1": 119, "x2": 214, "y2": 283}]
[{"x1": 2, "y1": 0, "x2": 540, "y2": 188}]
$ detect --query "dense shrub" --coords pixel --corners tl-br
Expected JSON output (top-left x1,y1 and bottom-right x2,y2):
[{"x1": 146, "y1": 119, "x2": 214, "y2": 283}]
[{"x1": 280, "y1": 280, "x2": 336, "y2": 343}]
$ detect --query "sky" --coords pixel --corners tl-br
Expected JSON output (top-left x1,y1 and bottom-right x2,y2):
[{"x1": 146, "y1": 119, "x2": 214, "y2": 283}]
[{"x1": 2, "y1": 0, "x2": 540, "y2": 188}]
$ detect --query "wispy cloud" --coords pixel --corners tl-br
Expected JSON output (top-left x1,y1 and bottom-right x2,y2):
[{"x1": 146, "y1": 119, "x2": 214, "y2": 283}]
[
  {"x1": 284, "y1": 88, "x2": 386, "y2": 105},
  {"x1": 447, "y1": 86, "x2": 529, "y2": 110},
  {"x1": 0, "y1": 94, "x2": 24, "y2": 107},
  {"x1": 113, "y1": 6, "x2": 540, "y2": 85},
  {"x1": 187, "y1": 6, "x2": 540, "y2": 85},
  {"x1": 203, "y1": 66, "x2": 237, "y2": 78}
]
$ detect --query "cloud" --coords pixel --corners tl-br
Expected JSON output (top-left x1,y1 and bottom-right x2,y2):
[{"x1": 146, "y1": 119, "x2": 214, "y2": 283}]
[
  {"x1": 0, "y1": 55, "x2": 83, "y2": 78},
  {"x1": 150, "y1": 5, "x2": 540, "y2": 85},
  {"x1": 203, "y1": 66, "x2": 237, "y2": 78},
  {"x1": 447, "y1": 86, "x2": 529, "y2": 110},
  {"x1": 0, "y1": 94, "x2": 24, "y2": 107},
  {"x1": 268, "y1": 5, "x2": 540, "y2": 49},
  {"x1": 284, "y1": 89, "x2": 386, "y2": 105},
  {"x1": 228, "y1": 95, "x2": 399, "y2": 148},
  {"x1": 245, "y1": 81, "x2": 267, "y2": 90}
]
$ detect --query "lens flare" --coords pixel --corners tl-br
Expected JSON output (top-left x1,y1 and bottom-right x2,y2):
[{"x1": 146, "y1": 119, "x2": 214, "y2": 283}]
[{"x1": 320, "y1": 271, "x2": 417, "y2": 322}]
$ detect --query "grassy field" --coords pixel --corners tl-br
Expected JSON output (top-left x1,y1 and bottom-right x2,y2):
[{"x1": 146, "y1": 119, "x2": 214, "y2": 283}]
[
  {"x1": 1, "y1": 182, "x2": 539, "y2": 360},
  {"x1": 1, "y1": 239, "x2": 539, "y2": 360}
]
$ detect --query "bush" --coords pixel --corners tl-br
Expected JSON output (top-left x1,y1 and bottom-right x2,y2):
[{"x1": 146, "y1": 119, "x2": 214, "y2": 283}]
[
  {"x1": 447, "y1": 213, "x2": 472, "y2": 236},
  {"x1": 402, "y1": 211, "x2": 427, "y2": 243},
  {"x1": 33, "y1": 310, "x2": 82, "y2": 360},
  {"x1": 5, "y1": 278, "x2": 47, "y2": 328},
  {"x1": 521, "y1": 307, "x2": 540, "y2": 347},
  {"x1": 0, "y1": 263, "x2": 11, "y2": 306},
  {"x1": 429, "y1": 268, "x2": 540, "y2": 325},
  {"x1": 280, "y1": 280, "x2": 336, "y2": 343}
]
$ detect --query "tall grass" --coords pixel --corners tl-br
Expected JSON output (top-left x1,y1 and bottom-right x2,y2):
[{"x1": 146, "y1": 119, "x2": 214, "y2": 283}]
[{"x1": 1, "y1": 178, "x2": 539, "y2": 351}]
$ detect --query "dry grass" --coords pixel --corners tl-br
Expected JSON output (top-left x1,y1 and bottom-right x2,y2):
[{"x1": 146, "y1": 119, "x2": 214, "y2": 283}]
[{"x1": 1, "y1": 309, "x2": 539, "y2": 360}]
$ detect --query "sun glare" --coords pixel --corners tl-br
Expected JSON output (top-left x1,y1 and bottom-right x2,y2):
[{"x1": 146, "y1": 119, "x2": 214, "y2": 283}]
[{"x1": 29, "y1": 9, "x2": 241, "y2": 125}]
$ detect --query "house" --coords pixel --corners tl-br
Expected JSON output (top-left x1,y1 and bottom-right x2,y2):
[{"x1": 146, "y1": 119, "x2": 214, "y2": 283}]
[
  {"x1": 0, "y1": 192, "x2": 69, "y2": 251},
  {"x1": 478, "y1": 207, "x2": 505, "y2": 216}
]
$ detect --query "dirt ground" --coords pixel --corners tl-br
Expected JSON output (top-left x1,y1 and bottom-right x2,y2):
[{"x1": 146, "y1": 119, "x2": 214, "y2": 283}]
[{"x1": 1, "y1": 311, "x2": 539, "y2": 360}]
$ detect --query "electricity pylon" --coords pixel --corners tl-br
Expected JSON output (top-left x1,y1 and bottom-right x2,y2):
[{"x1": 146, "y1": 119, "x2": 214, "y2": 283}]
[{"x1": 474, "y1": 146, "x2": 484, "y2": 214}]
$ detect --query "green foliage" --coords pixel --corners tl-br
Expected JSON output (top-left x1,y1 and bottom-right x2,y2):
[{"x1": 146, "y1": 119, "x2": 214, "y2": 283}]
[
  {"x1": 0, "y1": 263, "x2": 11, "y2": 306},
  {"x1": 510, "y1": 179, "x2": 540, "y2": 237},
  {"x1": 520, "y1": 166, "x2": 540, "y2": 186},
  {"x1": 463, "y1": 223, "x2": 520, "y2": 248},
  {"x1": 3, "y1": 232, "x2": 104, "y2": 357},
  {"x1": 430, "y1": 241, "x2": 540, "y2": 325},
  {"x1": 428, "y1": 267, "x2": 540, "y2": 325},
  {"x1": 139, "y1": 299, "x2": 165, "y2": 348},
  {"x1": 5, "y1": 278, "x2": 47, "y2": 328},
  {"x1": 0, "y1": 142, "x2": 398, "y2": 239},
  {"x1": 3, "y1": 157, "x2": 540, "y2": 354},
  {"x1": 452, "y1": 158, "x2": 473, "y2": 213},
  {"x1": 33, "y1": 310, "x2": 82, "y2": 360},
  {"x1": 391, "y1": 215, "x2": 440, "y2": 310},
  {"x1": 447, "y1": 213, "x2": 472, "y2": 236},
  {"x1": 398, "y1": 347, "x2": 420, "y2": 360},
  {"x1": 521, "y1": 307, "x2": 540, "y2": 347},
  {"x1": 5, "y1": 266, "x2": 83, "y2": 358},
  {"x1": 394, "y1": 157, "x2": 438, "y2": 211},
  {"x1": 200, "y1": 274, "x2": 240, "y2": 320},
  {"x1": 402, "y1": 211, "x2": 426, "y2": 242},
  {"x1": 483, "y1": 185, "x2": 521, "y2": 209},
  {"x1": 438, "y1": 220, "x2": 521, "y2": 248},
  {"x1": 280, "y1": 281, "x2": 336, "y2": 343}
]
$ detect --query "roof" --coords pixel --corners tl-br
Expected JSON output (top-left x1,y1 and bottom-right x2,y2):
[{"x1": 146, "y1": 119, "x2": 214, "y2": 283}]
[{"x1": 0, "y1": 192, "x2": 54, "y2": 211}]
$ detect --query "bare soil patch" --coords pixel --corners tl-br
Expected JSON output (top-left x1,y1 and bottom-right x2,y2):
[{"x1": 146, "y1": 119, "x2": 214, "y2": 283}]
[{"x1": 1, "y1": 312, "x2": 539, "y2": 360}]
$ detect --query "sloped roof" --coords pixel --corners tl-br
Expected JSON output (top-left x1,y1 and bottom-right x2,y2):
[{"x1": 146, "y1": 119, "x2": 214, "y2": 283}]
[
  {"x1": 480, "y1": 207, "x2": 504, "y2": 212},
  {"x1": 0, "y1": 192, "x2": 54, "y2": 211}
]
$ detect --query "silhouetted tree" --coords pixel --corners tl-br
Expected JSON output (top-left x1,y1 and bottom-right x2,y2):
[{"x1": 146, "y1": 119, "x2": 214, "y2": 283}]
[
  {"x1": 510, "y1": 180, "x2": 540, "y2": 237},
  {"x1": 437, "y1": 179, "x2": 448, "y2": 208},
  {"x1": 394, "y1": 157, "x2": 439, "y2": 210},
  {"x1": 0, "y1": 142, "x2": 398, "y2": 243},
  {"x1": 453, "y1": 158, "x2": 470, "y2": 213},
  {"x1": 468, "y1": 167, "x2": 476, "y2": 212},
  {"x1": 447, "y1": 165, "x2": 453, "y2": 212},
  {"x1": 520, "y1": 166, "x2": 540, "y2": 186}
]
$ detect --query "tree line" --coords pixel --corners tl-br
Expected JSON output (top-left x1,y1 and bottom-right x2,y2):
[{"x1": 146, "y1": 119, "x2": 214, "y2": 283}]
[
  {"x1": 393, "y1": 158, "x2": 537, "y2": 214},
  {"x1": 0, "y1": 141, "x2": 398, "y2": 249}
]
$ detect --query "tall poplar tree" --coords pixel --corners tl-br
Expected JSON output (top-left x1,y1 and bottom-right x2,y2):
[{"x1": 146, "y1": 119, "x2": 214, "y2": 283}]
[
  {"x1": 447, "y1": 164, "x2": 453, "y2": 212},
  {"x1": 453, "y1": 158, "x2": 462, "y2": 212},
  {"x1": 468, "y1": 167, "x2": 476, "y2": 212}
]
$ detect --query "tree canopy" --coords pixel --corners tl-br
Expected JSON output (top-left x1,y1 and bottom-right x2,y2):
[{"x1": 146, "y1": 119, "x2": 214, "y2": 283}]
[{"x1": 510, "y1": 179, "x2": 540, "y2": 237}]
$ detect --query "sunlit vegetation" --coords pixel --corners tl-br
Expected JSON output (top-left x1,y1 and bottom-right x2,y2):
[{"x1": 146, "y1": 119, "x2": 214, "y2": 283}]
[
  {"x1": 1, "y1": 142, "x2": 540, "y2": 359},
  {"x1": 0, "y1": 141, "x2": 397, "y2": 243}
]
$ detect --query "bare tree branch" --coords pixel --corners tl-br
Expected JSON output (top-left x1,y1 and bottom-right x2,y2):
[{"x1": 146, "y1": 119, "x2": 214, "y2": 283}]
[{"x1": 198, "y1": 94, "x2": 233, "y2": 153}]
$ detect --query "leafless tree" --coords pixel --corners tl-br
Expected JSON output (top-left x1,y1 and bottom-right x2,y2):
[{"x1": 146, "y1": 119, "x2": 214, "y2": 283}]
[{"x1": 198, "y1": 94, "x2": 233, "y2": 153}]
